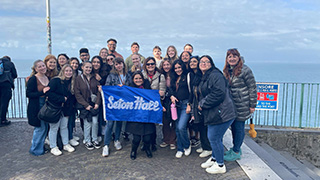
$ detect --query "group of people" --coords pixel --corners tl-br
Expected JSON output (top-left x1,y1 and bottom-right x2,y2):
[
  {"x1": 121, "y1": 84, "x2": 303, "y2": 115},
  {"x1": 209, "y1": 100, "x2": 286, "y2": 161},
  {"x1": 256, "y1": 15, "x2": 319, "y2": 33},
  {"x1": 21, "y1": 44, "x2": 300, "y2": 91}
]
[{"x1": 26, "y1": 38, "x2": 257, "y2": 175}]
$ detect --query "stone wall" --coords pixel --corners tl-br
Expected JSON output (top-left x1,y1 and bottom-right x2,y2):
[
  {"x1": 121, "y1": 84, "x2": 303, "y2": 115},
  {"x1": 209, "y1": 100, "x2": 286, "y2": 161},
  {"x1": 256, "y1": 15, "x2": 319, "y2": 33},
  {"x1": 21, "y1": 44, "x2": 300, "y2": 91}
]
[{"x1": 246, "y1": 127, "x2": 320, "y2": 167}]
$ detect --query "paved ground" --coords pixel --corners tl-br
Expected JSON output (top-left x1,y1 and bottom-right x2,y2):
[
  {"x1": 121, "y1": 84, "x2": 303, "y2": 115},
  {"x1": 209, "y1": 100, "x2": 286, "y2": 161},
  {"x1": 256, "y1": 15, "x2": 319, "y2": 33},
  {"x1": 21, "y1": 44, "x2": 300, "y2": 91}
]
[{"x1": 0, "y1": 120, "x2": 249, "y2": 180}]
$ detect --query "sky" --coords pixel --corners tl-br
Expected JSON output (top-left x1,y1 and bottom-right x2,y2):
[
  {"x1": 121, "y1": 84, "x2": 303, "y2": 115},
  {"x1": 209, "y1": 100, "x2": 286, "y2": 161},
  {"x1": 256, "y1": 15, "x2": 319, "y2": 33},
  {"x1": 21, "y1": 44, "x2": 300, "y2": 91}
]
[{"x1": 1, "y1": 0, "x2": 320, "y2": 64}]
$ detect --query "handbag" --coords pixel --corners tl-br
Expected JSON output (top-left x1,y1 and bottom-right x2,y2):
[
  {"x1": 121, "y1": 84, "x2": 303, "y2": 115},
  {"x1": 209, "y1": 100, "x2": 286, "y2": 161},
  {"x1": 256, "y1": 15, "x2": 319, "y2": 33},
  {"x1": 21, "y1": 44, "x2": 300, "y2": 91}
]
[
  {"x1": 81, "y1": 74, "x2": 97, "y2": 103},
  {"x1": 38, "y1": 100, "x2": 62, "y2": 123}
]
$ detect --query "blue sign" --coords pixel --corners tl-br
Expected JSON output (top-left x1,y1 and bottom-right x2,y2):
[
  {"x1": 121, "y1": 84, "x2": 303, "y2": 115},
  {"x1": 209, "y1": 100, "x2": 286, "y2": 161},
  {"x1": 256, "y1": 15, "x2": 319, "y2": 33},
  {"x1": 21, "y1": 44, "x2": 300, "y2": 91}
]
[
  {"x1": 256, "y1": 83, "x2": 280, "y2": 110},
  {"x1": 101, "y1": 85, "x2": 163, "y2": 124}
]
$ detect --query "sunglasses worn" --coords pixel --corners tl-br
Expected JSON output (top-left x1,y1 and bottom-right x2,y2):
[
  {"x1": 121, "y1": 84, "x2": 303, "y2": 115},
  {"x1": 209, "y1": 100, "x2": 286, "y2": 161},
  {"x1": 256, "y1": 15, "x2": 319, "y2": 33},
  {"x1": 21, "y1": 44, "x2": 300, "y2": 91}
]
[{"x1": 146, "y1": 63, "x2": 155, "y2": 66}]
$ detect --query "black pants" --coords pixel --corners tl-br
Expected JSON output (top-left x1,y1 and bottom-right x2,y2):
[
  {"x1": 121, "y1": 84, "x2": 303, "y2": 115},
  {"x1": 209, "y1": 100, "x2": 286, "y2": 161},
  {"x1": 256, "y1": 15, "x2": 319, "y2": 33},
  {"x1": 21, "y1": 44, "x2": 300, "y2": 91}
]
[
  {"x1": 199, "y1": 121, "x2": 212, "y2": 151},
  {"x1": 132, "y1": 134, "x2": 151, "y2": 146},
  {"x1": 0, "y1": 82, "x2": 12, "y2": 122}
]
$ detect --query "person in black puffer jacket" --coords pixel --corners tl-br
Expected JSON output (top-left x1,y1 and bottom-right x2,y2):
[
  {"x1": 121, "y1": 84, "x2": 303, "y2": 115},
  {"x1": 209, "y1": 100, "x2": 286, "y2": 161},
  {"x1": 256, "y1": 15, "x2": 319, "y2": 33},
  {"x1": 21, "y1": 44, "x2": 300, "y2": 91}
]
[
  {"x1": 222, "y1": 49, "x2": 257, "y2": 162},
  {"x1": 197, "y1": 55, "x2": 236, "y2": 174}
]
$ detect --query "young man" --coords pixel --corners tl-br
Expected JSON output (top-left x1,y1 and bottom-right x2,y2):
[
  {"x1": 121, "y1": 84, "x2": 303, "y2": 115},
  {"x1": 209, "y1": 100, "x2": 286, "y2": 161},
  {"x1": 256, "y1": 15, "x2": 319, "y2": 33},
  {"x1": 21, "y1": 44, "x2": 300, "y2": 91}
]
[
  {"x1": 184, "y1": 44, "x2": 193, "y2": 54},
  {"x1": 153, "y1": 46, "x2": 163, "y2": 68},
  {"x1": 79, "y1": 48, "x2": 90, "y2": 62},
  {"x1": 0, "y1": 56, "x2": 17, "y2": 127},
  {"x1": 107, "y1": 38, "x2": 123, "y2": 59},
  {"x1": 125, "y1": 42, "x2": 145, "y2": 70}
]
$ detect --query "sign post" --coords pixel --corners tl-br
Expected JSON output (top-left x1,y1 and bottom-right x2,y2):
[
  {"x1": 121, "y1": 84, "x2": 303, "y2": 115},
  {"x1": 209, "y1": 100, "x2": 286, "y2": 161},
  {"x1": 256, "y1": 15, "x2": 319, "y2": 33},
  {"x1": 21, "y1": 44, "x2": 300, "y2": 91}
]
[{"x1": 256, "y1": 83, "x2": 280, "y2": 111}]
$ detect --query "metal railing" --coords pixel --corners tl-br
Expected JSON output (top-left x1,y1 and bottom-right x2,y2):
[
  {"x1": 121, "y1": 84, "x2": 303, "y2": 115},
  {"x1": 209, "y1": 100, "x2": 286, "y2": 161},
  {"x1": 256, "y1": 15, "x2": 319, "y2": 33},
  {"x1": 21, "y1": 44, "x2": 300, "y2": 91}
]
[
  {"x1": 7, "y1": 78, "x2": 320, "y2": 128},
  {"x1": 253, "y1": 82, "x2": 320, "y2": 128}
]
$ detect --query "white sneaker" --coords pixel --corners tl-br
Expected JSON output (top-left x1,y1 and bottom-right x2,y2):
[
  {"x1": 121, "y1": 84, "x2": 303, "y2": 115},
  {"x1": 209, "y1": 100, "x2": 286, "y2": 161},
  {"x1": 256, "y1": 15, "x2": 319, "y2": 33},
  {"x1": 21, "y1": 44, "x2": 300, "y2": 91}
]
[
  {"x1": 114, "y1": 140, "x2": 122, "y2": 150},
  {"x1": 50, "y1": 147, "x2": 62, "y2": 156},
  {"x1": 69, "y1": 139, "x2": 79, "y2": 146},
  {"x1": 102, "y1": 145, "x2": 109, "y2": 157},
  {"x1": 196, "y1": 147, "x2": 203, "y2": 153},
  {"x1": 170, "y1": 144, "x2": 176, "y2": 150},
  {"x1": 199, "y1": 150, "x2": 212, "y2": 158},
  {"x1": 206, "y1": 163, "x2": 226, "y2": 174},
  {"x1": 175, "y1": 151, "x2": 183, "y2": 158},
  {"x1": 201, "y1": 157, "x2": 216, "y2": 168},
  {"x1": 184, "y1": 145, "x2": 191, "y2": 156},
  {"x1": 73, "y1": 136, "x2": 80, "y2": 141},
  {"x1": 63, "y1": 144, "x2": 75, "y2": 153},
  {"x1": 97, "y1": 136, "x2": 102, "y2": 142}
]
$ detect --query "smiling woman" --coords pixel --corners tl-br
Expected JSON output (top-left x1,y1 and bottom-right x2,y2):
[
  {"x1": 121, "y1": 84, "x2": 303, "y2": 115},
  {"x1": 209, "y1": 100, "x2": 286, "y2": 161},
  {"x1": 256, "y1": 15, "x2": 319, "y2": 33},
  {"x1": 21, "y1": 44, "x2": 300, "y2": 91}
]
[{"x1": 46, "y1": 64, "x2": 76, "y2": 156}]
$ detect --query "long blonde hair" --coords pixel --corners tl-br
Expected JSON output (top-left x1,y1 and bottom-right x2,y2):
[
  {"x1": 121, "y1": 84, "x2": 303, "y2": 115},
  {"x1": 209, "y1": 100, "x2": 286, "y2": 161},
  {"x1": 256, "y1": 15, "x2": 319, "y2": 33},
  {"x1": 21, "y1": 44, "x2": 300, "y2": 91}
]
[
  {"x1": 30, "y1": 60, "x2": 44, "y2": 77},
  {"x1": 57, "y1": 64, "x2": 75, "y2": 94}
]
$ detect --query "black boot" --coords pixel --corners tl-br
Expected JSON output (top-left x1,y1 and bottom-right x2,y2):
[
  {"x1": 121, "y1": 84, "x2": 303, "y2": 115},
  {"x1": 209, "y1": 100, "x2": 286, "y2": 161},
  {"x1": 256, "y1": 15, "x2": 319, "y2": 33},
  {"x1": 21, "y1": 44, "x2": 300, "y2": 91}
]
[
  {"x1": 145, "y1": 144, "x2": 153, "y2": 158},
  {"x1": 130, "y1": 143, "x2": 139, "y2": 160}
]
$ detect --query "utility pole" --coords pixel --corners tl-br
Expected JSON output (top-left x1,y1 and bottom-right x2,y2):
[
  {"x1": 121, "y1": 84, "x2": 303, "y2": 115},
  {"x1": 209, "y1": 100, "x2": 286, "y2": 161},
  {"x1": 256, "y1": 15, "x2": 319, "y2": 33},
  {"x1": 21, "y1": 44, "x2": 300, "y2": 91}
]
[{"x1": 46, "y1": 0, "x2": 52, "y2": 54}]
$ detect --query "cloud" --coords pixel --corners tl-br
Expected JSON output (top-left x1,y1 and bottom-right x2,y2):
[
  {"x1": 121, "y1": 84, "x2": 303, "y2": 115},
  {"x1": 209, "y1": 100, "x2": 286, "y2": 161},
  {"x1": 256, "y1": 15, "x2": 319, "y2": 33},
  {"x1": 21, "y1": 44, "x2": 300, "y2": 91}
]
[{"x1": 0, "y1": 0, "x2": 319, "y2": 63}]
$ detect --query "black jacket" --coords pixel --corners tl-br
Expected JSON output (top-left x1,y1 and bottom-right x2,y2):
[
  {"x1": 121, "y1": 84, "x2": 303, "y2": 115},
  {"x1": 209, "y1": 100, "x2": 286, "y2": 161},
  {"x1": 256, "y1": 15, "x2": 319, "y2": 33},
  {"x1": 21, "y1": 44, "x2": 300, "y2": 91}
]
[
  {"x1": 125, "y1": 80, "x2": 156, "y2": 136},
  {"x1": 198, "y1": 67, "x2": 236, "y2": 125},
  {"x1": 0, "y1": 57, "x2": 17, "y2": 88},
  {"x1": 47, "y1": 77, "x2": 76, "y2": 116},
  {"x1": 26, "y1": 76, "x2": 46, "y2": 127}
]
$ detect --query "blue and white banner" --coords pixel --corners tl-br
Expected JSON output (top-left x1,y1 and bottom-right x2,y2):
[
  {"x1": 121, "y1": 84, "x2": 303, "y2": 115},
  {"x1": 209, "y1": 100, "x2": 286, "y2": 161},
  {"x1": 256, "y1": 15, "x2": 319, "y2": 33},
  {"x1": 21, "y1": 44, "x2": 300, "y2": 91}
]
[{"x1": 101, "y1": 85, "x2": 163, "y2": 124}]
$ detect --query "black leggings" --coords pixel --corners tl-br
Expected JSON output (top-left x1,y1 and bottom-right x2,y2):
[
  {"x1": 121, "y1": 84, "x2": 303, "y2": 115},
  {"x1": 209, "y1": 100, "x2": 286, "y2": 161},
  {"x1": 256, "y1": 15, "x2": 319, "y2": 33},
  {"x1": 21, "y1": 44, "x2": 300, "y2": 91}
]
[{"x1": 132, "y1": 134, "x2": 151, "y2": 146}]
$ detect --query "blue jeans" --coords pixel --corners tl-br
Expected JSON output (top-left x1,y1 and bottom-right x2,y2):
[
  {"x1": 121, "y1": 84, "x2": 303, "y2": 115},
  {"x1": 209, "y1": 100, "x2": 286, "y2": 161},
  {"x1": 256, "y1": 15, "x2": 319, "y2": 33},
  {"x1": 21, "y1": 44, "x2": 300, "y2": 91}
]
[
  {"x1": 175, "y1": 100, "x2": 190, "y2": 151},
  {"x1": 49, "y1": 116, "x2": 69, "y2": 148},
  {"x1": 104, "y1": 120, "x2": 122, "y2": 146},
  {"x1": 83, "y1": 115, "x2": 98, "y2": 143},
  {"x1": 231, "y1": 120, "x2": 245, "y2": 153},
  {"x1": 29, "y1": 97, "x2": 48, "y2": 156},
  {"x1": 68, "y1": 113, "x2": 76, "y2": 140},
  {"x1": 207, "y1": 119, "x2": 234, "y2": 165}
]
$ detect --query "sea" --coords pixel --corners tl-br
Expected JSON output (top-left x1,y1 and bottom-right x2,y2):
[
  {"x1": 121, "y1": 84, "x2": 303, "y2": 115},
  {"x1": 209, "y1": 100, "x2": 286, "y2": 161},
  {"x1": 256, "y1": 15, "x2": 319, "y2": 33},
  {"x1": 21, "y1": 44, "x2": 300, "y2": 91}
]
[{"x1": 14, "y1": 59, "x2": 320, "y2": 83}]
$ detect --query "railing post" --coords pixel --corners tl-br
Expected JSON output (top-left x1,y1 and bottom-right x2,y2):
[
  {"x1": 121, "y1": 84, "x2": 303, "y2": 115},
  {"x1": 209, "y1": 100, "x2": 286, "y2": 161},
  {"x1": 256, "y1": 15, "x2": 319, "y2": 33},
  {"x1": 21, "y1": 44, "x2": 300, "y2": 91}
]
[{"x1": 299, "y1": 84, "x2": 305, "y2": 128}]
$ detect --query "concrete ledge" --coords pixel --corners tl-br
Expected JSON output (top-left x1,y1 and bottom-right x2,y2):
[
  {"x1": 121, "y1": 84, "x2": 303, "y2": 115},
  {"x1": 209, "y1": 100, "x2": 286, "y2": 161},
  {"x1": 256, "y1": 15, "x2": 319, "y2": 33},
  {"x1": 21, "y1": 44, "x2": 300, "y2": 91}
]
[{"x1": 224, "y1": 129, "x2": 281, "y2": 180}]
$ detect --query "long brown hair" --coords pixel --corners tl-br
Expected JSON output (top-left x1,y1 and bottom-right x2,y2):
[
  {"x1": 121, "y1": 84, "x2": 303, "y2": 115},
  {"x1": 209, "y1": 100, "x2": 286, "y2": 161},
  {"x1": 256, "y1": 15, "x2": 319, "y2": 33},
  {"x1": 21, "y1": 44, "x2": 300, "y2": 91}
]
[
  {"x1": 223, "y1": 49, "x2": 243, "y2": 83},
  {"x1": 110, "y1": 57, "x2": 127, "y2": 75}
]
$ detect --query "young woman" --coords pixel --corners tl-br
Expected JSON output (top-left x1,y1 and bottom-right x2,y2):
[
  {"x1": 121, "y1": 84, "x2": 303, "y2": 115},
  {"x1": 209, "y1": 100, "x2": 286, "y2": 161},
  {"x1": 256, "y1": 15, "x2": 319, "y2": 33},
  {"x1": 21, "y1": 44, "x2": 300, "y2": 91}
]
[
  {"x1": 198, "y1": 55, "x2": 236, "y2": 174},
  {"x1": 188, "y1": 56, "x2": 212, "y2": 158},
  {"x1": 70, "y1": 57, "x2": 80, "y2": 76},
  {"x1": 47, "y1": 64, "x2": 76, "y2": 156},
  {"x1": 222, "y1": 49, "x2": 257, "y2": 161},
  {"x1": 27, "y1": 60, "x2": 50, "y2": 156},
  {"x1": 106, "y1": 54, "x2": 115, "y2": 67},
  {"x1": 68, "y1": 57, "x2": 81, "y2": 145},
  {"x1": 103, "y1": 57, "x2": 131, "y2": 157},
  {"x1": 99, "y1": 48, "x2": 109, "y2": 64},
  {"x1": 74, "y1": 61, "x2": 101, "y2": 150},
  {"x1": 126, "y1": 71, "x2": 155, "y2": 160},
  {"x1": 129, "y1": 53, "x2": 143, "y2": 75},
  {"x1": 91, "y1": 56, "x2": 108, "y2": 85},
  {"x1": 91, "y1": 55, "x2": 108, "y2": 142},
  {"x1": 44, "y1": 55, "x2": 58, "y2": 79},
  {"x1": 159, "y1": 59, "x2": 176, "y2": 150},
  {"x1": 169, "y1": 60, "x2": 191, "y2": 158},
  {"x1": 141, "y1": 57, "x2": 166, "y2": 151},
  {"x1": 57, "y1": 54, "x2": 69, "y2": 72},
  {"x1": 164, "y1": 45, "x2": 179, "y2": 64}
]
